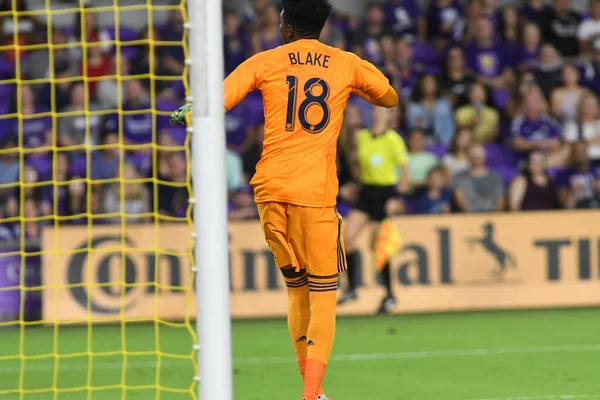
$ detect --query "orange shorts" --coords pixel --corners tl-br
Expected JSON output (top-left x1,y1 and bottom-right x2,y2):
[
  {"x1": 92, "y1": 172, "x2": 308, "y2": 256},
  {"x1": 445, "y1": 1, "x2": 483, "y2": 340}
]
[{"x1": 257, "y1": 202, "x2": 347, "y2": 276}]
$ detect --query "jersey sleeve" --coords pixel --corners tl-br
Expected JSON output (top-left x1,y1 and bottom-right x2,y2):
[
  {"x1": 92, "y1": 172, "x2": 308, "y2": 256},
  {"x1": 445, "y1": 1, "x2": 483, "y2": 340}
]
[
  {"x1": 350, "y1": 55, "x2": 390, "y2": 101},
  {"x1": 224, "y1": 53, "x2": 265, "y2": 111}
]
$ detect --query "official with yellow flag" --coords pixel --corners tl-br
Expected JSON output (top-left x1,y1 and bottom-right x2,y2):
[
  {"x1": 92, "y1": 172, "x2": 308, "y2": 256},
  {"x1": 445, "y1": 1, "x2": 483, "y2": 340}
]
[{"x1": 338, "y1": 105, "x2": 409, "y2": 315}]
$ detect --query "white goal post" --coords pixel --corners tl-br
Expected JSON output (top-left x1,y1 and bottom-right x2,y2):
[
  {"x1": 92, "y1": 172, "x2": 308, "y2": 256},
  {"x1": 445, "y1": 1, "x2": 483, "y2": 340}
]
[{"x1": 188, "y1": 0, "x2": 233, "y2": 399}]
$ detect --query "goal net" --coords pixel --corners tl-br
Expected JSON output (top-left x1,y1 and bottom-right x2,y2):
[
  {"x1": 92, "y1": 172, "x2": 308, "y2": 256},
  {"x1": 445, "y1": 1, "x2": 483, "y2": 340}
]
[{"x1": 0, "y1": 0, "x2": 199, "y2": 399}]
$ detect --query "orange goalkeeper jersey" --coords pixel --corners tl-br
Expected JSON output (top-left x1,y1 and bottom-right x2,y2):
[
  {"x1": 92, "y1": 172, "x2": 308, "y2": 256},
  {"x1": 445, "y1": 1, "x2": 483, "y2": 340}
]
[{"x1": 224, "y1": 39, "x2": 391, "y2": 207}]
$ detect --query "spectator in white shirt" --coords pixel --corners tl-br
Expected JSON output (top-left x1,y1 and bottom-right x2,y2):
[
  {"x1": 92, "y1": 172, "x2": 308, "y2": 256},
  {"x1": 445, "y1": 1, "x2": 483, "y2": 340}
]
[
  {"x1": 563, "y1": 92, "x2": 600, "y2": 162},
  {"x1": 578, "y1": 0, "x2": 600, "y2": 53}
]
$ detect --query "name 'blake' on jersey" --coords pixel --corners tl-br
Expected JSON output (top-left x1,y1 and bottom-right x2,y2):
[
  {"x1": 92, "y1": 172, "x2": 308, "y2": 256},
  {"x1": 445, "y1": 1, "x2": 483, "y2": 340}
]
[
  {"x1": 288, "y1": 51, "x2": 331, "y2": 68},
  {"x1": 223, "y1": 39, "x2": 391, "y2": 208}
]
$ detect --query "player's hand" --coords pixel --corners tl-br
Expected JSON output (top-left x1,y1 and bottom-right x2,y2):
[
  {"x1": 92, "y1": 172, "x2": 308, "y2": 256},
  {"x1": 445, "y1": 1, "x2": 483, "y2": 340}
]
[{"x1": 170, "y1": 103, "x2": 191, "y2": 126}]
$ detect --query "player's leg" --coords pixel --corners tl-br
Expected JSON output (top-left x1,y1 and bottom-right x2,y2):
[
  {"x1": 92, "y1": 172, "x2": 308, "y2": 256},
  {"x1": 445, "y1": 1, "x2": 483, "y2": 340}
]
[
  {"x1": 337, "y1": 206, "x2": 369, "y2": 305},
  {"x1": 374, "y1": 192, "x2": 404, "y2": 314},
  {"x1": 293, "y1": 206, "x2": 346, "y2": 400},
  {"x1": 258, "y1": 203, "x2": 327, "y2": 398}
]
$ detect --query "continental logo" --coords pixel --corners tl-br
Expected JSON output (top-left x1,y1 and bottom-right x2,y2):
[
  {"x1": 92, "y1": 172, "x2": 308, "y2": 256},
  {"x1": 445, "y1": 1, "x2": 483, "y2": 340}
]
[{"x1": 66, "y1": 235, "x2": 184, "y2": 314}]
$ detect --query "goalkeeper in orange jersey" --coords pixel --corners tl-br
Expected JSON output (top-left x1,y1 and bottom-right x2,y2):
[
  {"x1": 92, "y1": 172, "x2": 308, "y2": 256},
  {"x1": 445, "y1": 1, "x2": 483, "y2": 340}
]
[{"x1": 171, "y1": 0, "x2": 398, "y2": 398}]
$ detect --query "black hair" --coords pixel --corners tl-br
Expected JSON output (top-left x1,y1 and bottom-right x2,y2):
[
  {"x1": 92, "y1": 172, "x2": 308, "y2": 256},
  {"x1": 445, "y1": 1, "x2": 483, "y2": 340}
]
[
  {"x1": 411, "y1": 74, "x2": 440, "y2": 102},
  {"x1": 73, "y1": 5, "x2": 98, "y2": 41},
  {"x1": 281, "y1": 0, "x2": 333, "y2": 37}
]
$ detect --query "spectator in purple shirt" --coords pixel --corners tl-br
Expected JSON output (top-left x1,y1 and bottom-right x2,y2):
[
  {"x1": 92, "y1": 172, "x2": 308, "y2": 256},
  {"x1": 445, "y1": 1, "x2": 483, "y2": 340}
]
[
  {"x1": 382, "y1": 0, "x2": 425, "y2": 42},
  {"x1": 225, "y1": 96, "x2": 263, "y2": 158},
  {"x1": 223, "y1": 10, "x2": 252, "y2": 76},
  {"x1": 393, "y1": 38, "x2": 437, "y2": 102},
  {"x1": 556, "y1": 141, "x2": 600, "y2": 209},
  {"x1": 122, "y1": 80, "x2": 153, "y2": 146},
  {"x1": 511, "y1": 89, "x2": 568, "y2": 167},
  {"x1": 426, "y1": 0, "x2": 465, "y2": 49},
  {"x1": 16, "y1": 84, "x2": 52, "y2": 155},
  {"x1": 464, "y1": 18, "x2": 514, "y2": 90},
  {"x1": 352, "y1": 3, "x2": 392, "y2": 65},
  {"x1": 516, "y1": 23, "x2": 541, "y2": 72},
  {"x1": 540, "y1": 0, "x2": 582, "y2": 57},
  {"x1": 579, "y1": 42, "x2": 600, "y2": 95},
  {"x1": 497, "y1": 6, "x2": 520, "y2": 60},
  {"x1": 520, "y1": 0, "x2": 551, "y2": 25},
  {"x1": 158, "y1": 7, "x2": 185, "y2": 76},
  {"x1": 256, "y1": 4, "x2": 283, "y2": 52}
]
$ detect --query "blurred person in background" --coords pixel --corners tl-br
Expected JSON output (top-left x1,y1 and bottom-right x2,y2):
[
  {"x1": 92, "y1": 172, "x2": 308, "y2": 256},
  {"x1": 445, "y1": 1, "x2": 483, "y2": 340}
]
[
  {"x1": 0, "y1": 138, "x2": 18, "y2": 214},
  {"x1": 104, "y1": 161, "x2": 150, "y2": 222},
  {"x1": 511, "y1": 88, "x2": 568, "y2": 167},
  {"x1": 415, "y1": 166, "x2": 452, "y2": 214},
  {"x1": 15, "y1": 84, "x2": 52, "y2": 156},
  {"x1": 223, "y1": 9, "x2": 253, "y2": 76},
  {"x1": 227, "y1": 149, "x2": 258, "y2": 220},
  {"x1": 352, "y1": 3, "x2": 391, "y2": 65},
  {"x1": 0, "y1": 0, "x2": 45, "y2": 60},
  {"x1": 242, "y1": 0, "x2": 272, "y2": 29},
  {"x1": 440, "y1": 46, "x2": 476, "y2": 108},
  {"x1": 38, "y1": 57, "x2": 74, "y2": 112},
  {"x1": 130, "y1": 27, "x2": 171, "y2": 93},
  {"x1": 158, "y1": 6, "x2": 185, "y2": 76},
  {"x1": 453, "y1": 144, "x2": 505, "y2": 212},
  {"x1": 563, "y1": 92, "x2": 600, "y2": 163},
  {"x1": 382, "y1": 0, "x2": 425, "y2": 43},
  {"x1": 70, "y1": 6, "x2": 112, "y2": 97},
  {"x1": 122, "y1": 80, "x2": 153, "y2": 147},
  {"x1": 530, "y1": 43, "x2": 563, "y2": 101},
  {"x1": 464, "y1": 18, "x2": 514, "y2": 91},
  {"x1": 253, "y1": 4, "x2": 283, "y2": 52},
  {"x1": 550, "y1": 64, "x2": 586, "y2": 126},
  {"x1": 455, "y1": 82, "x2": 499, "y2": 143},
  {"x1": 442, "y1": 127, "x2": 473, "y2": 177},
  {"x1": 58, "y1": 82, "x2": 102, "y2": 150},
  {"x1": 338, "y1": 106, "x2": 409, "y2": 315},
  {"x1": 22, "y1": 28, "x2": 70, "y2": 82},
  {"x1": 157, "y1": 152, "x2": 188, "y2": 218},
  {"x1": 516, "y1": 23, "x2": 541, "y2": 72},
  {"x1": 406, "y1": 74, "x2": 454, "y2": 145},
  {"x1": 520, "y1": 0, "x2": 550, "y2": 24},
  {"x1": 406, "y1": 128, "x2": 439, "y2": 188},
  {"x1": 580, "y1": 42, "x2": 600, "y2": 95},
  {"x1": 393, "y1": 38, "x2": 430, "y2": 102},
  {"x1": 426, "y1": 0, "x2": 465, "y2": 51},
  {"x1": 319, "y1": 18, "x2": 346, "y2": 49},
  {"x1": 91, "y1": 131, "x2": 121, "y2": 181},
  {"x1": 508, "y1": 151, "x2": 560, "y2": 211},
  {"x1": 540, "y1": 0, "x2": 582, "y2": 57},
  {"x1": 577, "y1": 0, "x2": 600, "y2": 53},
  {"x1": 97, "y1": 54, "x2": 129, "y2": 109},
  {"x1": 505, "y1": 71, "x2": 538, "y2": 120},
  {"x1": 497, "y1": 6, "x2": 520, "y2": 57},
  {"x1": 556, "y1": 142, "x2": 600, "y2": 209}
]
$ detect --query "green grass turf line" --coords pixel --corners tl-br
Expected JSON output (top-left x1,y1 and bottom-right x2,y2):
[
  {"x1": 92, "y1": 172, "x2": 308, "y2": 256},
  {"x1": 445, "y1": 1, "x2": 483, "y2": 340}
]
[{"x1": 0, "y1": 308, "x2": 599, "y2": 399}]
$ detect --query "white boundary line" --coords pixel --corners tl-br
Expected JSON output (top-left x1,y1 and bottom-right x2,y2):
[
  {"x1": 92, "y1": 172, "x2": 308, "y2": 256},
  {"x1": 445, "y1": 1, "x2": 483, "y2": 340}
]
[
  {"x1": 0, "y1": 344, "x2": 598, "y2": 373},
  {"x1": 472, "y1": 395, "x2": 600, "y2": 400}
]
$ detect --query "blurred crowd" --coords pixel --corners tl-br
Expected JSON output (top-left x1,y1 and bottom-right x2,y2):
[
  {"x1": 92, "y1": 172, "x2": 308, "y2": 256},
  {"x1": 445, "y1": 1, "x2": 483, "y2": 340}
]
[{"x1": 1, "y1": 0, "x2": 600, "y2": 240}]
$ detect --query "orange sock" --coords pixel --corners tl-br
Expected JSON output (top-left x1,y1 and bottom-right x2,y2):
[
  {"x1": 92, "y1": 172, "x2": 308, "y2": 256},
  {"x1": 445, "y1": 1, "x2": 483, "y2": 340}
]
[
  {"x1": 298, "y1": 358, "x2": 325, "y2": 396},
  {"x1": 302, "y1": 275, "x2": 338, "y2": 400},
  {"x1": 303, "y1": 359, "x2": 327, "y2": 400},
  {"x1": 283, "y1": 269, "x2": 325, "y2": 395}
]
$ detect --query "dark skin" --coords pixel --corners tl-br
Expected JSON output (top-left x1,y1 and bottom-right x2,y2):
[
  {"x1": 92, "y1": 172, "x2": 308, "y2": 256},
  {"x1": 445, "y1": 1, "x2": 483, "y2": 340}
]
[{"x1": 279, "y1": 9, "x2": 320, "y2": 44}]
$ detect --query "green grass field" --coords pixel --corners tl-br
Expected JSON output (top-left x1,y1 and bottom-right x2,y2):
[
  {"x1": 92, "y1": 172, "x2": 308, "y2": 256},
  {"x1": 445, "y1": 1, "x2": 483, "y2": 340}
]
[{"x1": 1, "y1": 308, "x2": 600, "y2": 400}]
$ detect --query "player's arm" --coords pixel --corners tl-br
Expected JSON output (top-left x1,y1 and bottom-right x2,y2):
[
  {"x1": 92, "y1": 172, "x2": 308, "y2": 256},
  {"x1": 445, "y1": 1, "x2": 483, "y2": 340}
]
[
  {"x1": 170, "y1": 55, "x2": 263, "y2": 126},
  {"x1": 224, "y1": 54, "x2": 263, "y2": 112},
  {"x1": 351, "y1": 86, "x2": 399, "y2": 108},
  {"x1": 351, "y1": 56, "x2": 398, "y2": 108}
]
